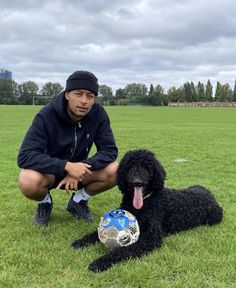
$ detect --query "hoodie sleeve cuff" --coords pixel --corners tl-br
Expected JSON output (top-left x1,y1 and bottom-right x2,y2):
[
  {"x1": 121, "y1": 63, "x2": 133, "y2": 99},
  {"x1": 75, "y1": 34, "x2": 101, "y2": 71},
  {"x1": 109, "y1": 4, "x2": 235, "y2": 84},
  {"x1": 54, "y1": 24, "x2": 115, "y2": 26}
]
[{"x1": 55, "y1": 159, "x2": 68, "y2": 177}]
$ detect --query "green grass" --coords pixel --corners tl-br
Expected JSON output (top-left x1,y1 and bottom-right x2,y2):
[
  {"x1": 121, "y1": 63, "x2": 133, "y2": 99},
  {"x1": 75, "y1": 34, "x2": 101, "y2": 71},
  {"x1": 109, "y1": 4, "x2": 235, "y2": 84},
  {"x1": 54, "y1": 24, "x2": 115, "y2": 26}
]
[{"x1": 0, "y1": 105, "x2": 235, "y2": 288}]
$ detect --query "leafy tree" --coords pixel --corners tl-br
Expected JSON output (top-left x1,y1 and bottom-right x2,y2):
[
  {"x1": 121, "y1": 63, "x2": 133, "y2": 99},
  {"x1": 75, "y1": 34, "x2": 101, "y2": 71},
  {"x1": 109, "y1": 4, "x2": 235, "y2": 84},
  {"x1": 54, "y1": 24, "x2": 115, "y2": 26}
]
[
  {"x1": 124, "y1": 83, "x2": 148, "y2": 99},
  {"x1": 18, "y1": 81, "x2": 39, "y2": 104},
  {"x1": 155, "y1": 84, "x2": 164, "y2": 95},
  {"x1": 214, "y1": 81, "x2": 221, "y2": 101},
  {"x1": 38, "y1": 82, "x2": 63, "y2": 105},
  {"x1": 205, "y1": 80, "x2": 213, "y2": 102},
  {"x1": 197, "y1": 81, "x2": 205, "y2": 101},
  {"x1": 177, "y1": 86, "x2": 186, "y2": 102},
  {"x1": 233, "y1": 79, "x2": 236, "y2": 101},
  {"x1": 184, "y1": 82, "x2": 192, "y2": 102},
  {"x1": 41, "y1": 82, "x2": 63, "y2": 97},
  {"x1": 167, "y1": 86, "x2": 178, "y2": 102},
  {"x1": 221, "y1": 83, "x2": 233, "y2": 101},
  {"x1": 148, "y1": 84, "x2": 154, "y2": 96},
  {"x1": 148, "y1": 84, "x2": 164, "y2": 106},
  {"x1": 215, "y1": 82, "x2": 232, "y2": 102},
  {"x1": 0, "y1": 78, "x2": 18, "y2": 104},
  {"x1": 99, "y1": 84, "x2": 113, "y2": 98},
  {"x1": 167, "y1": 86, "x2": 185, "y2": 103},
  {"x1": 115, "y1": 88, "x2": 126, "y2": 99},
  {"x1": 160, "y1": 93, "x2": 169, "y2": 106},
  {"x1": 99, "y1": 84, "x2": 113, "y2": 105},
  {"x1": 191, "y1": 82, "x2": 198, "y2": 101}
]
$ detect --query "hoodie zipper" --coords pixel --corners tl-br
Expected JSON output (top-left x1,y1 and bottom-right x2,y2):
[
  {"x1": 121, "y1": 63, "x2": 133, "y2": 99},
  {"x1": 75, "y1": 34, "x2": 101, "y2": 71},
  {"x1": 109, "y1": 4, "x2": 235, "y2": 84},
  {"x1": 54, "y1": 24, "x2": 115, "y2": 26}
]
[{"x1": 70, "y1": 122, "x2": 80, "y2": 160}]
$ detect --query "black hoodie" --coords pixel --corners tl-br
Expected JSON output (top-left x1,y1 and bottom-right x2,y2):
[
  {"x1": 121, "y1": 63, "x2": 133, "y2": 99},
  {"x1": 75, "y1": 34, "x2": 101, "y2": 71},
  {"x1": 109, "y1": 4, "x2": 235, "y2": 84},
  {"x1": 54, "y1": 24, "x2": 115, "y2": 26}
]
[{"x1": 17, "y1": 92, "x2": 118, "y2": 178}]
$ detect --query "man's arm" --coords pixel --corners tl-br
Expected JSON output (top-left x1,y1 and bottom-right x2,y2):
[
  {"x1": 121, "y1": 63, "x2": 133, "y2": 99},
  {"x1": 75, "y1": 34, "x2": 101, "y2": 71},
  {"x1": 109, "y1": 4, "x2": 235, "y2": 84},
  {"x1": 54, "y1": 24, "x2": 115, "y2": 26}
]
[
  {"x1": 83, "y1": 108, "x2": 118, "y2": 171},
  {"x1": 64, "y1": 162, "x2": 92, "y2": 180},
  {"x1": 17, "y1": 114, "x2": 67, "y2": 177}
]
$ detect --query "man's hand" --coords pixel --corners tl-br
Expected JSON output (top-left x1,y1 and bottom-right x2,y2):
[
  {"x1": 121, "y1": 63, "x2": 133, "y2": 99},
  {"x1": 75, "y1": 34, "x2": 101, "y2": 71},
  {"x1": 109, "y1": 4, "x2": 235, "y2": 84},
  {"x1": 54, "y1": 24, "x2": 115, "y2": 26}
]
[
  {"x1": 65, "y1": 162, "x2": 92, "y2": 181},
  {"x1": 56, "y1": 175, "x2": 79, "y2": 192}
]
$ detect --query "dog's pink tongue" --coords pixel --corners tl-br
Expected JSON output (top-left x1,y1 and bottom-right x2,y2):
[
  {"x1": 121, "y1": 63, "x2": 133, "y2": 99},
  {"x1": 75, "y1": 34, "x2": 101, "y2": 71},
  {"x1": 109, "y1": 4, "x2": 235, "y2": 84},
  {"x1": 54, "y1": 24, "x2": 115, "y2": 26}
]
[{"x1": 133, "y1": 187, "x2": 143, "y2": 209}]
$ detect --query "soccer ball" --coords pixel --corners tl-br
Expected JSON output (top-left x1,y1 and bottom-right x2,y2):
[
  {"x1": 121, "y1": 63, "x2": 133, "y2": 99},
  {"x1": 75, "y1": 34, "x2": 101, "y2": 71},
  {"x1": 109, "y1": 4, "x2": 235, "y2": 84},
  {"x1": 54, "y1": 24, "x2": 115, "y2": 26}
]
[{"x1": 98, "y1": 209, "x2": 140, "y2": 250}]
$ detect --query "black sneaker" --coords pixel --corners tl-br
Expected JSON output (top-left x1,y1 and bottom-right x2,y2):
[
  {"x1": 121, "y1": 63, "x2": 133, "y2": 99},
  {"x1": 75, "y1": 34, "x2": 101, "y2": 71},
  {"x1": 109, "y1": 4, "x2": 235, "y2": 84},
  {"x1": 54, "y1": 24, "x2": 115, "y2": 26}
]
[
  {"x1": 67, "y1": 194, "x2": 93, "y2": 222},
  {"x1": 34, "y1": 195, "x2": 53, "y2": 226}
]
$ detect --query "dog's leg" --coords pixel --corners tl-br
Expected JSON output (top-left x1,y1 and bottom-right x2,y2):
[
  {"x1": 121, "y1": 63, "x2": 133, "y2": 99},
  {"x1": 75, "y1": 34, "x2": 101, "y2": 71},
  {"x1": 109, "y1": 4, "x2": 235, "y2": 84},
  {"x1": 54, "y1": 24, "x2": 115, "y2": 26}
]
[
  {"x1": 71, "y1": 230, "x2": 99, "y2": 249},
  {"x1": 89, "y1": 230, "x2": 164, "y2": 273}
]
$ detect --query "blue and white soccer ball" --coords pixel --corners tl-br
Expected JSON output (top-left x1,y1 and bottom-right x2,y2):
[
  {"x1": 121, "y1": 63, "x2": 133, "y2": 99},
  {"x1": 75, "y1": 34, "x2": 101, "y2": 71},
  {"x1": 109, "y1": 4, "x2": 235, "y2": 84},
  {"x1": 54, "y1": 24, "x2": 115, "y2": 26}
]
[{"x1": 98, "y1": 209, "x2": 140, "y2": 250}]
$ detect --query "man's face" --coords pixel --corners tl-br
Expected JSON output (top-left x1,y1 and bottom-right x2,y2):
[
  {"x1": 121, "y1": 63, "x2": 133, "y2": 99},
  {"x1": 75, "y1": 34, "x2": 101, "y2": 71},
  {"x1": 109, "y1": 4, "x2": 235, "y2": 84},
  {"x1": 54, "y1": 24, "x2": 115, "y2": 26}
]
[{"x1": 65, "y1": 89, "x2": 95, "y2": 121}]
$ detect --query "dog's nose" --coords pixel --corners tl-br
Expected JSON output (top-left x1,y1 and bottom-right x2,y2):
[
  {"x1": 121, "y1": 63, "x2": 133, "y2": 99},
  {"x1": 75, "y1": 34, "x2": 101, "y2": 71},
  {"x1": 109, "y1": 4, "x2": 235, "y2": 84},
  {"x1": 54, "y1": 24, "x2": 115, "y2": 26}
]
[{"x1": 132, "y1": 179, "x2": 144, "y2": 187}]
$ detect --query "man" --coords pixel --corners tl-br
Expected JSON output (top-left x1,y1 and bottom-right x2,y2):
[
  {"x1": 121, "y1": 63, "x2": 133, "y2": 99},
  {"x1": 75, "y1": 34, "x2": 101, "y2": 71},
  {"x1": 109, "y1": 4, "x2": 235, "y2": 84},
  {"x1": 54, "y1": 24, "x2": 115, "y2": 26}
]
[{"x1": 17, "y1": 70, "x2": 118, "y2": 226}]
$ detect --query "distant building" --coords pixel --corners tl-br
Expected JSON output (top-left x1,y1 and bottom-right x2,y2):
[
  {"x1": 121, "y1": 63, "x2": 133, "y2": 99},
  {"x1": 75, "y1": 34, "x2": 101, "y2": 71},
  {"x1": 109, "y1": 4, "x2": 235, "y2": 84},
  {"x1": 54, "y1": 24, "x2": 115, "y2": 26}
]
[{"x1": 0, "y1": 69, "x2": 12, "y2": 79}]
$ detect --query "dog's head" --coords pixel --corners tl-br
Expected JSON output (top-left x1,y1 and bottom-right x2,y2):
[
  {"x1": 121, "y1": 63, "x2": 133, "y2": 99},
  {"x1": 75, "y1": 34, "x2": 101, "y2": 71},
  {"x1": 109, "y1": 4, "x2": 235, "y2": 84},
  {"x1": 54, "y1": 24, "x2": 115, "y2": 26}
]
[{"x1": 117, "y1": 149, "x2": 166, "y2": 209}]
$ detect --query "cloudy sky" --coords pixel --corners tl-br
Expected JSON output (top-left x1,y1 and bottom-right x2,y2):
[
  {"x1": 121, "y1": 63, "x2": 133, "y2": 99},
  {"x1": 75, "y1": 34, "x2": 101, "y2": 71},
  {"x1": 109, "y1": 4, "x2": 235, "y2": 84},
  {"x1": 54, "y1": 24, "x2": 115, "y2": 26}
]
[{"x1": 1, "y1": 0, "x2": 236, "y2": 92}]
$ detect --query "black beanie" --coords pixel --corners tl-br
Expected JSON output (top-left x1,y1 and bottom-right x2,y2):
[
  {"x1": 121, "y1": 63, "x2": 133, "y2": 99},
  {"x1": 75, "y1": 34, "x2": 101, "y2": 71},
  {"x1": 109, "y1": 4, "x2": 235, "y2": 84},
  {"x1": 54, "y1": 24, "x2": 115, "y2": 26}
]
[{"x1": 65, "y1": 71, "x2": 99, "y2": 95}]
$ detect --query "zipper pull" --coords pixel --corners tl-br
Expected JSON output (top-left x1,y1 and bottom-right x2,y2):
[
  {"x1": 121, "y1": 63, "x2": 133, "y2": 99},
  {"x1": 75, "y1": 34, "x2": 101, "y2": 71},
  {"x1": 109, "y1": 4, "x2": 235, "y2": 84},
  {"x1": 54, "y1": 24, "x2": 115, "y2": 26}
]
[{"x1": 78, "y1": 122, "x2": 81, "y2": 128}]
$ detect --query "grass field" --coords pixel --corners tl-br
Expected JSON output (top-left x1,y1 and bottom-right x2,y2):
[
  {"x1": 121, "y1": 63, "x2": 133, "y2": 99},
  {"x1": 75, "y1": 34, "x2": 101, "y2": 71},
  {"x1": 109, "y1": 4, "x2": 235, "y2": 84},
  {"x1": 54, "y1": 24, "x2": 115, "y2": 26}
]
[{"x1": 0, "y1": 105, "x2": 235, "y2": 288}]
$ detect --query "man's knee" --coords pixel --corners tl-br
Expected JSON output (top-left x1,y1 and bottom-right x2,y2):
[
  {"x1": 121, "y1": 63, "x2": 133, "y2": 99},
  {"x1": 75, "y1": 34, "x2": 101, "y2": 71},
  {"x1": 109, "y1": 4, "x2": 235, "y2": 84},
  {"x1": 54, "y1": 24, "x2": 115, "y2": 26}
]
[
  {"x1": 103, "y1": 161, "x2": 119, "y2": 184},
  {"x1": 82, "y1": 162, "x2": 118, "y2": 189},
  {"x1": 18, "y1": 170, "x2": 53, "y2": 201}
]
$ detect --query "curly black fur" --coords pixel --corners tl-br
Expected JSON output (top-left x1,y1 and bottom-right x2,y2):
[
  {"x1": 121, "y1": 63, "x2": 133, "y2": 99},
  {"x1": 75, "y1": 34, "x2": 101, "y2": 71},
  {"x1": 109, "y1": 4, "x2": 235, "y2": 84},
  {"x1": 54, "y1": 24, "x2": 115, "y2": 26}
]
[{"x1": 71, "y1": 149, "x2": 223, "y2": 272}]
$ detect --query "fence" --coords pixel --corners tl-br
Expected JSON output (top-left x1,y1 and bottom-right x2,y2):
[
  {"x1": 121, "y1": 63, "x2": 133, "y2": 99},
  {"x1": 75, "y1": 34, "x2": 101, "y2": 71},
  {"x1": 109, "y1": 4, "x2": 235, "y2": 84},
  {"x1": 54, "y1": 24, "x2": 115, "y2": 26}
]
[{"x1": 168, "y1": 102, "x2": 236, "y2": 107}]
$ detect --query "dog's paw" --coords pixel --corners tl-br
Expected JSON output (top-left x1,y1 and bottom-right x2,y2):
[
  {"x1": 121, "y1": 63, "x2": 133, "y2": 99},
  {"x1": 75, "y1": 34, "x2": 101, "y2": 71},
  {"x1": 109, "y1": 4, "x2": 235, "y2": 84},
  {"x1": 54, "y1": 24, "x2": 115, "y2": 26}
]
[
  {"x1": 88, "y1": 258, "x2": 112, "y2": 273},
  {"x1": 71, "y1": 239, "x2": 85, "y2": 249}
]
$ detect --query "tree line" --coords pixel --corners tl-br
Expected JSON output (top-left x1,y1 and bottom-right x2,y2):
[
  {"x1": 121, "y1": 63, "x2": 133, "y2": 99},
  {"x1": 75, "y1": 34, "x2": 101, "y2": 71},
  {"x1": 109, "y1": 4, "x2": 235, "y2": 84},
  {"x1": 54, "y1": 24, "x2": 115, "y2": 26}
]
[
  {"x1": 0, "y1": 79, "x2": 63, "y2": 105},
  {"x1": 0, "y1": 77, "x2": 236, "y2": 105}
]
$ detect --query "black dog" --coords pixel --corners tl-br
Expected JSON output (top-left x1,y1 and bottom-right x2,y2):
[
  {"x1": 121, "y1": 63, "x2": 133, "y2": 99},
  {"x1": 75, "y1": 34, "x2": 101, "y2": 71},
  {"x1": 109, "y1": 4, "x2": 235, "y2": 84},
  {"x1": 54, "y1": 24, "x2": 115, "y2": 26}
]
[{"x1": 72, "y1": 149, "x2": 223, "y2": 272}]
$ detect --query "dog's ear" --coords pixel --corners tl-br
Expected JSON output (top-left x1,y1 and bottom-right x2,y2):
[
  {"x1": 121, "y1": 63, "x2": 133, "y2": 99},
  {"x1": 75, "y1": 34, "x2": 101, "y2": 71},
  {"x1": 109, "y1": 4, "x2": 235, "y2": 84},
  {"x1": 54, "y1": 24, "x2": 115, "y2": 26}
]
[
  {"x1": 117, "y1": 151, "x2": 133, "y2": 193},
  {"x1": 117, "y1": 150, "x2": 141, "y2": 193},
  {"x1": 152, "y1": 158, "x2": 166, "y2": 190}
]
